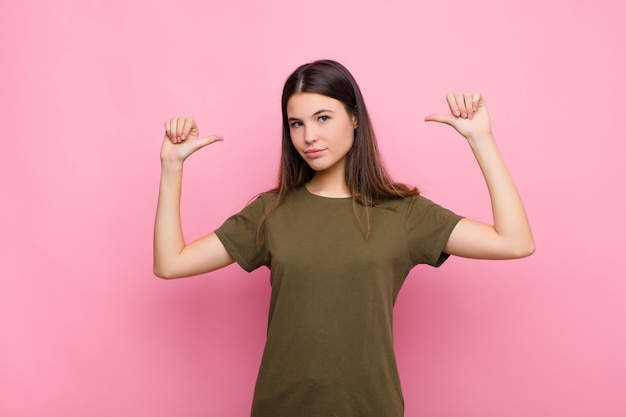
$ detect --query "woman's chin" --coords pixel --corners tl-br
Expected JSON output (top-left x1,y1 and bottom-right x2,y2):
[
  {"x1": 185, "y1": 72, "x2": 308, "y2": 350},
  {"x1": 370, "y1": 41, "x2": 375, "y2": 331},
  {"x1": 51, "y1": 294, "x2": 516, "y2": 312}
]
[{"x1": 304, "y1": 161, "x2": 327, "y2": 172}]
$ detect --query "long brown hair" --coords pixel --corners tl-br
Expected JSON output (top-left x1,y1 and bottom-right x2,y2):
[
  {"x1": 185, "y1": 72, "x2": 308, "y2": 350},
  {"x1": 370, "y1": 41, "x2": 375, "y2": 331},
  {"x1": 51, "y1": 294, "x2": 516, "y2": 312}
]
[{"x1": 258, "y1": 59, "x2": 419, "y2": 239}]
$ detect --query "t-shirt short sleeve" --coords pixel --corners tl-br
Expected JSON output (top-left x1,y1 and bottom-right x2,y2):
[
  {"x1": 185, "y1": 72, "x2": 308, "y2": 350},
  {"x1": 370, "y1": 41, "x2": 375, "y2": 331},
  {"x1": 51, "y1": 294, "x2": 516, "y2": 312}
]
[
  {"x1": 214, "y1": 195, "x2": 269, "y2": 272},
  {"x1": 406, "y1": 195, "x2": 463, "y2": 267}
]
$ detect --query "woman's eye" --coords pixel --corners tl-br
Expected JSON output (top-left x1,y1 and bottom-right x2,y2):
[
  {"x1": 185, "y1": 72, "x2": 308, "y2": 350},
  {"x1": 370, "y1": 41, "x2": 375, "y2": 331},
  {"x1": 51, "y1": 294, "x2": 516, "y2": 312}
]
[
  {"x1": 318, "y1": 115, "x2": 330, "y2": 122},
  {"x1": 290, "y1": 121, "x2": 302, "y2": 128}
]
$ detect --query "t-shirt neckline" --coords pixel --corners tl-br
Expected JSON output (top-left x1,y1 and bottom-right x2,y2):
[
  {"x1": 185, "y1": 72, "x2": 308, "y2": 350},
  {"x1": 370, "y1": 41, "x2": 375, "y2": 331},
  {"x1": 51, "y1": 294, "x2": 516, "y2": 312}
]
[{"x1": 302, "y1": 184, "x2": 352, "y2": 200}]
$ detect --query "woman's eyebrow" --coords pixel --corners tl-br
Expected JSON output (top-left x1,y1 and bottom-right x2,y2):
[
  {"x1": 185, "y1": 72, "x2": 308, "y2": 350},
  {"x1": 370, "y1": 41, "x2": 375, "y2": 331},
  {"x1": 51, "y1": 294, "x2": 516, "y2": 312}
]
[
  {"x1": 287, "y1": 109, "x2": 335, "y2": 122},
  {"x1": 287, "y1": 109, "x2": 334, "y2": 121},
  {"x1": 313, "y1": 109, "x2": 334, "y2": 116}
]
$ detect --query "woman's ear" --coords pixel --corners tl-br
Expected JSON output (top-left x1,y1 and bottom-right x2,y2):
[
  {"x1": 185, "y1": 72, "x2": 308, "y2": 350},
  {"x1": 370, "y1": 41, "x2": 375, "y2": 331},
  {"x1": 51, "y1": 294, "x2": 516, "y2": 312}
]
[{"x1": 352, "y1": 114, "x2": 358, "y2": 129}]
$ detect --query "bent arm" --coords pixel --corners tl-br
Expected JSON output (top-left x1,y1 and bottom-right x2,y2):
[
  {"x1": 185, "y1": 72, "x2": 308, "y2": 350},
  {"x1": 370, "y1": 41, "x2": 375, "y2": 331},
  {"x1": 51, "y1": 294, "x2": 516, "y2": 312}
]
[
  {"x1": 444, "y1": 133, "x2": 535, "y2": 259},
  {"x1": 426, "y1": 93, "x2": 534, "y2": 260},
  {"x1": 153, "y1": 118, "x2": 234, "y2": 279}
]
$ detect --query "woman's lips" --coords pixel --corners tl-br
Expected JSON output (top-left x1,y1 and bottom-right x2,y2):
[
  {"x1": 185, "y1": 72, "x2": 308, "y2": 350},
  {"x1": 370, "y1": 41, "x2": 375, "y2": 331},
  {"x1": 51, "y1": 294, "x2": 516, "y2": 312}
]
[{"x1": 304, "y1": 149, "x2": 326, "y2": 158}]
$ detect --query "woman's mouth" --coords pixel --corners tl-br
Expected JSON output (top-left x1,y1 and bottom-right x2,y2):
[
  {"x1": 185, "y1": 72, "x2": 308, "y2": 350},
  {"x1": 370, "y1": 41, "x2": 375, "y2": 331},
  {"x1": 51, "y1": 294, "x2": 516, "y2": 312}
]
[{"x1": 304, "y1": 149, "x2": 326, "y2": 158}]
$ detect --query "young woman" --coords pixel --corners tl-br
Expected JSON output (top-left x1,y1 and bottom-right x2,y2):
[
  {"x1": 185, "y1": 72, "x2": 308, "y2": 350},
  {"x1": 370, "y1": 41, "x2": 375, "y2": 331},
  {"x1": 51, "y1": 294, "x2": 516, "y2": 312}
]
[{"x1": 154, "y1": 59, "x2": 534, "y2": 417}]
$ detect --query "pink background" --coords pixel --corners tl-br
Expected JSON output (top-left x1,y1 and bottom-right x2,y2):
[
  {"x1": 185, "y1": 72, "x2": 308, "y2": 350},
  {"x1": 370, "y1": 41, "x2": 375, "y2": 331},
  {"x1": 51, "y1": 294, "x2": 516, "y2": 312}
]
[{"x1": 2, "y1": 0, "x2": 625, "y2": 416}]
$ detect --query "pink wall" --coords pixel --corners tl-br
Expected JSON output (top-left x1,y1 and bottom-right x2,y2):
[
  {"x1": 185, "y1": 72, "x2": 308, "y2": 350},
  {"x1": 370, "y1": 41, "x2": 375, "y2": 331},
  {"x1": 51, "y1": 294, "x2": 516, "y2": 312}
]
[{"x1": 2, "y1": 0, "x2": 625, "y2": 416}]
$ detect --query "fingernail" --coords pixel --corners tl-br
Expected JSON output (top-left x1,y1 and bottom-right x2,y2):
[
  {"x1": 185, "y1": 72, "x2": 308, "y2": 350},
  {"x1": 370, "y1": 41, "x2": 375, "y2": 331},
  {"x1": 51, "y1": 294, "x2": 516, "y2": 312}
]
[
  {"x1": 454, "y1": 111, "x2": 461, "y2": 116},
  {"x1": 462, "y1": 112, "x2": 467, "y2": 118}
]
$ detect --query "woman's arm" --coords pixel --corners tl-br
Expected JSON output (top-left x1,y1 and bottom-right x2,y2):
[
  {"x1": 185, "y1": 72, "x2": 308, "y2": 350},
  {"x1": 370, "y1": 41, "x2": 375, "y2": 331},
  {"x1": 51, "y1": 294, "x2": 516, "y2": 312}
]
[
  {"x1": 153, "y1": 117, "x2": 235, "y2": 279},
  {"x1": 425, "y1": 93, "x2": 535, "y2": 260}
]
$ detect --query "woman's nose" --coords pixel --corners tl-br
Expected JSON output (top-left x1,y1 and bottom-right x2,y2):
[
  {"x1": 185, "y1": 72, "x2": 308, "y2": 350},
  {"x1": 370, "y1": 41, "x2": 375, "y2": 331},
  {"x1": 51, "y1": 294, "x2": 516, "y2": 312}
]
[{"x1": 304, "y1": 126, "x2": 318, "y2": 143}]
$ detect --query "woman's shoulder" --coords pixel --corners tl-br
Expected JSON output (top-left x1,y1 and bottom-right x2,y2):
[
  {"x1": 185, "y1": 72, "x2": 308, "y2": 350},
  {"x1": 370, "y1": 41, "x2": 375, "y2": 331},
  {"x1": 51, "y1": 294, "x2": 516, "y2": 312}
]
[
  {"x1": 257, "y1": 189, "x2": 280, "y2": 201},
  {"x1": 374, "y1": 193, "x2": 421, "y2": 209},
  {"x1": 246, "y1": 189, "x2": 280, "y2": 207},
  {"x1": 375, "y1": 193, "x2": 454, "y2": 217}
]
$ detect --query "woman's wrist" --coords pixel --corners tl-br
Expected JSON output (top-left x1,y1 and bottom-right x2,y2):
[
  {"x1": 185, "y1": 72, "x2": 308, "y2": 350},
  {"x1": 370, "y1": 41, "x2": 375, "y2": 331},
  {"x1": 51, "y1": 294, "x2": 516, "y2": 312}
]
[
  {"x1": 160, "y1": 158, "x2": 184, "y2": 172},
  {"x1": 466, "y1": 132, "x2": 496, "y2": 148}
]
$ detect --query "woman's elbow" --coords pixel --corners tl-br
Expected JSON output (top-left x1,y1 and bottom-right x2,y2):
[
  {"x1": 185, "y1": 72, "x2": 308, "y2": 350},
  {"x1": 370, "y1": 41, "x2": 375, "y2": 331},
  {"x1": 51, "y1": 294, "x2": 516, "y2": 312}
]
[
  {"x1": 153, "y1": 263, "x2": 180, "y2": 279},
  {"x1": 510, "y1": 239, "x2": 536, "y2": 259}
]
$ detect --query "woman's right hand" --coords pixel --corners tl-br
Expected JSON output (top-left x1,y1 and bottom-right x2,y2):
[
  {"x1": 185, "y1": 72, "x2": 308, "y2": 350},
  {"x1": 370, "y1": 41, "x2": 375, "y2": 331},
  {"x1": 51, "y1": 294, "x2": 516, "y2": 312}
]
[{"x1": 161, "y1": 117, "x2": 223, "y2": 163}]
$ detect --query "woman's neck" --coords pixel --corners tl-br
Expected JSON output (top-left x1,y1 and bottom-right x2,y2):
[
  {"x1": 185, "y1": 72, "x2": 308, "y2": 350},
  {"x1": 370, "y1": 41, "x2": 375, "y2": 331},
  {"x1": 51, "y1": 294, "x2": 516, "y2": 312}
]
[{"x1": 307, "y1": 168, "x2": 351, "y2": 198}]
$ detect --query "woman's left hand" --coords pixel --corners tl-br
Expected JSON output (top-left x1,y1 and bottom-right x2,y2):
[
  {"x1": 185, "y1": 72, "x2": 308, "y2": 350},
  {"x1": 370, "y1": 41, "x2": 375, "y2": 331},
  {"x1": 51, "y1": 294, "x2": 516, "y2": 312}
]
[{"x1": 425, "y1": 92, "x2": 492, "y2": 139}]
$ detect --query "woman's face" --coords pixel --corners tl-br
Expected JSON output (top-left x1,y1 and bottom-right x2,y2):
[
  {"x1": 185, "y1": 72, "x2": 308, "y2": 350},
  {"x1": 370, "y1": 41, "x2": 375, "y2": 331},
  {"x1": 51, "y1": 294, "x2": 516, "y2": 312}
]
[{"x1": 286, "y1": 93, "x2": 357, "y2": 174}]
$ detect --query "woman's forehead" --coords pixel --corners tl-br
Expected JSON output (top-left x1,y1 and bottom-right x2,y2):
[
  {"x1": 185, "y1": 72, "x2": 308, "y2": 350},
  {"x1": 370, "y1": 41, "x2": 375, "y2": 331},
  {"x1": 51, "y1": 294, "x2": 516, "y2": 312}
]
[{"x1": 286, "y1": 93, "x2": 344, "y2": 117}]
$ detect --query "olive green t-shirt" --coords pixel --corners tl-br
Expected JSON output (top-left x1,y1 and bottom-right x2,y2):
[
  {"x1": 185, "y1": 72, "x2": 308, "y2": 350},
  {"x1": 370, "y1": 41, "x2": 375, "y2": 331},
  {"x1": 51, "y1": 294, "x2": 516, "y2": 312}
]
[{"x1": 215, "y1": 186, "x2": 462, "y2": 417}]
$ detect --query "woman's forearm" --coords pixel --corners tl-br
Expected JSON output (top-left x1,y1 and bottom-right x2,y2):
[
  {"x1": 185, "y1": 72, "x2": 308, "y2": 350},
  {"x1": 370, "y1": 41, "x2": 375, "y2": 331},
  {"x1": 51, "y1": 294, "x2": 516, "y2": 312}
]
[
  {"x1": 153, "y1": 161, "x2": 186, "y2": 277},
  {"x1": 467, "y1": 133, "x2": 535, "y2": 257}
]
